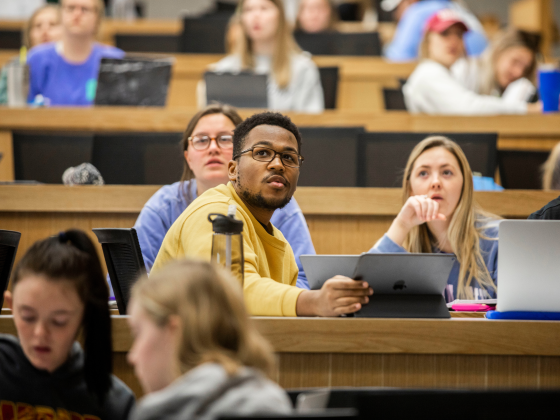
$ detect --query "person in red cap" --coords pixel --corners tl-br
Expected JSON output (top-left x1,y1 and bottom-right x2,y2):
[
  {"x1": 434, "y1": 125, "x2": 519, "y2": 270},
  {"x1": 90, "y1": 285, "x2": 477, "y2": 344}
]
[{"x1": 402, "y1": 9, "x2": 542, "y2": 115}]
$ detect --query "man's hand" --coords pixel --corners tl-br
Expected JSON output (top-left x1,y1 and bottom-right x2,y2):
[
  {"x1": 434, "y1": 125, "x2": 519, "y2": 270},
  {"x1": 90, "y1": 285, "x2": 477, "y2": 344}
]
[{"x1": 296, "y1": 276, "x2": 373, "y2": 317}]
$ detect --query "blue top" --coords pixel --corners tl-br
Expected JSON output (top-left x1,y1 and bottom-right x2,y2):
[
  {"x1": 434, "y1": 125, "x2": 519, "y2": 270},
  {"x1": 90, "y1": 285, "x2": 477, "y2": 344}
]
[
  {"x1": 384, "y1": 1, "x2": 488, "y2": 62},
  {"x1": 369, "y1": 222, "x2": 499, "y2": 302},
  {"x1": 134, "y1": 180, "x2": 316, "y2": 289},
  {"x1": 27, "y1": 42, "x2": 124, "y2": 106}
]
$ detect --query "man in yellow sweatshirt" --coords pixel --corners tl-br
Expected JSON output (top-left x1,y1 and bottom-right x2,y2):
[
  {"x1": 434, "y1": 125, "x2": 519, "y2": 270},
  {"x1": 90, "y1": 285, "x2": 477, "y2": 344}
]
[{"x1": 153, "y1": 112, "x2": 372, "y2": 317}]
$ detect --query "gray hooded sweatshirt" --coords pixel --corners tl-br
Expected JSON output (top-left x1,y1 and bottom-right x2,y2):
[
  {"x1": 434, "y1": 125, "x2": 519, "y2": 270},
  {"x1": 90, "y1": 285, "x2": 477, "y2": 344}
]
[{"x1": 131, "y1": 362, "x2": 293, "y2": 420}]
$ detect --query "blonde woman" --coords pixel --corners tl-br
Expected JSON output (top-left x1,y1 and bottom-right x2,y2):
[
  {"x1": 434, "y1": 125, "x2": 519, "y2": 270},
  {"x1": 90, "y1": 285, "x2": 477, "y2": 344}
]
[
  {"x1": 0, "y1": 4, "x2": 62, "y2": 104},
  {"x1": 370, "y1": 136, "x2": 500, "y2": 301},
  {"x1": 212, "y1": 0, "x2": 324, "y2": 113},
  {"x1": 452, "y1": 29, "x2": 539, "y2": 105},
  {"x1": 296, "y1": 0, "x2": 338, "y2": 33},
  {"x1": 403, "y1": 9, "x2": 542, "y2": 115},
  {"x1": 127, "y1": 259, "x2": 292, "y2": 420},
  {"x1": 27, "y1": 0, "x2": 124, "y2": 105}
]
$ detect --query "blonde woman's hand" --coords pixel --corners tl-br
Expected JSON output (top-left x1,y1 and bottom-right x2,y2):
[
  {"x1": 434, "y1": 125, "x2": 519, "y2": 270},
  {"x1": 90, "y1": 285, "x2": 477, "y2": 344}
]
[
  {"x1": 527, "y1": 101, "x2": 543, "y2": 114},
  {"x1": 386, "y1": 195, "x2": 447, "y2": 246}
]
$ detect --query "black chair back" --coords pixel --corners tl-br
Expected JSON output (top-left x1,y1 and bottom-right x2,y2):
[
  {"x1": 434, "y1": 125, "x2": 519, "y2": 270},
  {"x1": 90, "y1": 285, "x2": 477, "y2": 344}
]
[
  {"x1": 0, "y1": 230, "x2": 21, "y2": 309},
  {"x1": 180, "y1": 15, "x2": 231, "y2": 53},
  {"x1": 357, "y1": 132, "x2": 498, "y2": 187},
  {"x1": 294, "y1": 32, "x2": 381, "y2": 56},
  {"x1": 318, "y1": 67, "x2": 339, "y2": 109},
  {"x1": 382, "y1": 88, "x2": 406, "y2": 110},
  {"x1": 92, "y1": 132, "x2": 183, "y2": 184},
  {"x1": 498, "y1": 150, "x2": 549, "y2": 189},
  {"x1": 115, "y1": 34, "x2": 179, "y2": 53},
  {"x1": 13, "y1": 132, "x2": 94, "y2": 183},
  {"x1": 220, "y1": 410, "x2": 357, "y2": 420},
  {"x1": 298, "y1": 127, "x2": 365, "y2": 187},
  {"x1": 0, "y1": 30, "x2": 22, "y2": 49},
  {"x1": 92, "y1": 228, "x2": 146, "y2": 314}
]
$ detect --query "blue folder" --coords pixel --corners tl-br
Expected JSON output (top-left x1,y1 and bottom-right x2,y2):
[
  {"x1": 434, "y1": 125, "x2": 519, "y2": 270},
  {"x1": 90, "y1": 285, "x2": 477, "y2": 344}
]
[{"x1": 486, "y1": 311, "x2": 560, "y2": 320}]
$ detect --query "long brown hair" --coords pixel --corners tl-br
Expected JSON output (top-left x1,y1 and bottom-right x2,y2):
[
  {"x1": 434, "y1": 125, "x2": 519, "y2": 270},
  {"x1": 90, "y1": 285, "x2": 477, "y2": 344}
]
[
  {"x1": 401, "y1": 136, "x2": 499, "y2": 299},
  {"x1": 542, "y1": 142, "x2": 560, "y2": 190},
  {"x1": 477, "y1": 29, "x2": 539, "y2": 95},
  {"x1": 179, "y1": 103, "x2": 243, "y2": 199},
  {"x1": 233, "y1": 0, "x2": 301, "y2": 89},
  {"x1": 12, "y1": 230, "x2": 113, "y2": 403},
  {"x1": 131, "y1": 259, "x2": 275, "y2": 377},
  {"x1": 23, "y1": 4, "x2": 61, "y2": 49}
]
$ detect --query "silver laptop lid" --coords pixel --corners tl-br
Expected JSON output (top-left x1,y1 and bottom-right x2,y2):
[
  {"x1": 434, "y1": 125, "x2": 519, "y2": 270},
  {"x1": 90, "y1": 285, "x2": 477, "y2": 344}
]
[
  {"x1": 497, "y1": 220, "x2": 560, "y2": 312},
  {"x1": 301, "y1": 255, "x2": 361, "y2": 290}
]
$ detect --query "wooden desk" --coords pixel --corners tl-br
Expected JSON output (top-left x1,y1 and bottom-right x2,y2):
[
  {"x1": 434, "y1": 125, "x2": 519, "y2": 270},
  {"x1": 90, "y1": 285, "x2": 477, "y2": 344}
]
[
  {"x1": 0, "y1": 185, "x2": 556, "y2": 279},
  {"x1": 1, "y1": 108, "x2": 559, "y2": 182},
  {"x1": 0, "y1": 49, "x2": 415, "y2": 110},
  {"x1": 2, "y1": 315, "x2": 560, "y2": 398}
]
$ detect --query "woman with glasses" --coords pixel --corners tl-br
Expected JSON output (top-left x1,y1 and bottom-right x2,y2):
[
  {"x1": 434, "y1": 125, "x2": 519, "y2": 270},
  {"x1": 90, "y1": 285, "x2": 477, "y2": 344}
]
[
  {"x1": 27, "y1": 0, "x2": 124, "y2": 106},
  {"x1": 211, "y1": 0, "x2": 324, "y2": 113},
  {"x1": 133, "y1": 104, "x2": 315, "y2": 289}
]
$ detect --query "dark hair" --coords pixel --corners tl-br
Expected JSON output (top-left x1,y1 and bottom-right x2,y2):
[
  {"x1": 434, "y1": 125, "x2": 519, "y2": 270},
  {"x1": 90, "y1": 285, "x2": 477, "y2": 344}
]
[
  {"x1": 232, "y1": 112, "x2": 302, "y2": 159},
  {"x1": 12, "y1": 230, "x2": 112, "y2": 403},
  {"x1": 180, "y1": 103, "x2": 243, "y2": 185}
]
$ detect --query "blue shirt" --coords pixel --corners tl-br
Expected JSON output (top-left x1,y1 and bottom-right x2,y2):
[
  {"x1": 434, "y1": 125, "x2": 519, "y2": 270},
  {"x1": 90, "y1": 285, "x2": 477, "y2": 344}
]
[
  {"x1": 369, "y1": 222, "x2": 499, "y2": 302},
  {"x1": 27, "y1": 42, "x2": 124, "y2": 106},
  {"x1": 134, "y1": 180, "x2": 316, "y2": 289},
  {"x1": 384, "y1": 1, "x2": 488, "y2": 62}
]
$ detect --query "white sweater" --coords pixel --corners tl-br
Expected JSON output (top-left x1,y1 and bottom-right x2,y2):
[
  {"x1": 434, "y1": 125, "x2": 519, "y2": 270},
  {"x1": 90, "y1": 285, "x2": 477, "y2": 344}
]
[
  {"x1": 403, "y1": 59, "x2": 527, "y2": 115},
  {"x1": 451, "y1": 57, "x2": 536, "y2": 103},
  {"x1": 212, "y1": 53, "x2": 324, "y2": 113}
]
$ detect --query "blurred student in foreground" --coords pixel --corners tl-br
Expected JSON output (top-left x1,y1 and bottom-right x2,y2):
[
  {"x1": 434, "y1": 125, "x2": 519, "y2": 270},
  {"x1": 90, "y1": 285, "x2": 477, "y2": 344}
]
[
  {"x1": 452, "y1": 29, "x2": 540, "y2": 106},
  {"x1": 0, "y1": 4, "x2": 62, "y2": 104},
  {"x1": 212, "y1": 0, "x2": 324, "y2": 113},
  {"x1": 369, "y1": 136, "x2": 500, "y2": 302},
  {"x1": 133, "y1": 103, "x2": 315, "y2": 289},
  {"x1": 27, "y1": 0, "x2": 124, "y2": 106},
  {"x1": 383, "y1": 0, "x2": 487, "y2": 62},
  {"x1": 127, "y1": 259, "x2": 293, "y2": 420},
  {"x1": 403, "y1": 10, "x2": 542, "y2": 115},
  {"x1": 295, "y1": 0, "x2": 338, "y2": 33},
  {"x1": 0, "y1": 230, "x2": 134, "y2": 418}
]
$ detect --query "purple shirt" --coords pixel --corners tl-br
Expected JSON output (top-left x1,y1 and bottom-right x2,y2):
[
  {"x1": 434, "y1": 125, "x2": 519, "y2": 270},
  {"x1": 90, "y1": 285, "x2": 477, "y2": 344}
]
[{"x1": 27, "y1": 42, "x2": 124, "y2": 106}]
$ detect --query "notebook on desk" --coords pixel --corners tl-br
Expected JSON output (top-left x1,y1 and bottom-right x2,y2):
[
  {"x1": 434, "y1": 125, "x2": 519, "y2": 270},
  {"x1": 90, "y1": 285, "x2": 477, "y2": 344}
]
[{"x1": 497, "y1": 220, "x2": 560, "y2": 313}]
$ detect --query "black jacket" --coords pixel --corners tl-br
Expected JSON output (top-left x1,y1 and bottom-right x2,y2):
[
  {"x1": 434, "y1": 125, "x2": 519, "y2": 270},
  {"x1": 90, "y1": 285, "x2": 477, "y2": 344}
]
[
  {"x1": 0, "y1": 333, "x2": 135, "y2": 420},
  {"x1": 528, "y1": 195, "x2": 560, "y2": 220}
]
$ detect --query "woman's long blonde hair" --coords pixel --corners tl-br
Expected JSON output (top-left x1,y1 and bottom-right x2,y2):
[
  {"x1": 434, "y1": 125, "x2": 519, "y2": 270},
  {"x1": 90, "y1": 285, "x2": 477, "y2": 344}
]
[
  {"x1": 477, "y1": 29, "x2": 539, "y2": 95},
  {"x1": 542, "y1": 142, "x2": 560, "y2": 190},
  {"x1": 131, "y1": 259, "x2": 275, "y2": 378},
  {"x1": 233, "y1": 0, "x2": 301, "y2": 89},
  {"x1": 402, "y1": 136, "x2": 499, "y2": 299}
]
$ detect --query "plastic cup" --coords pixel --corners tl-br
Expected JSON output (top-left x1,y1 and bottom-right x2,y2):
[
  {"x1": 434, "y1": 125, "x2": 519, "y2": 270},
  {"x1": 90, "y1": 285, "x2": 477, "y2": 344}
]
[{"x1": 538, "y1": 68, "x2": 560, "y2": 113}]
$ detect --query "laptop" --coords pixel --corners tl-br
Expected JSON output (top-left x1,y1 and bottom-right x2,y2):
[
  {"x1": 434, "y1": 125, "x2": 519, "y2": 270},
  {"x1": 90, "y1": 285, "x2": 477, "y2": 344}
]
[
  {"x1": 204, "y1": 71, "x2": 268, "y2": 108},
  {"x1": 497, "y1": 220, "x2": 560, "y2": 312},
  {"x1": 301, "y1": 253, "x2": 455, "y2": 318},
  {"x1": 95, "y1": 57, "x2": 173, "y2": 107}
]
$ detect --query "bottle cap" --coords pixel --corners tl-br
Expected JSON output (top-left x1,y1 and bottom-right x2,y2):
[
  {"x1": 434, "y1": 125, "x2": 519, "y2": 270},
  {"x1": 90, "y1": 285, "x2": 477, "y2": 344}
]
[{"x1": 208, "y1": 212, "x2": 243, "y2": 234}]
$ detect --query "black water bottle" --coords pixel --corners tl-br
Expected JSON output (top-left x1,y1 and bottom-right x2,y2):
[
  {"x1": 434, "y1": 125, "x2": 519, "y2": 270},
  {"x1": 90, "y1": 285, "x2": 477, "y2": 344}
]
[{"x1": 208, "y1": 205, "x2": 244, "y2": 285}]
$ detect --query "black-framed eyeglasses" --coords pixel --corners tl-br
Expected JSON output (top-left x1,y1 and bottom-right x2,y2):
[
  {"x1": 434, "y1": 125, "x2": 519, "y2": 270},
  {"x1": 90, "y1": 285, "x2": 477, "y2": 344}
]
[
  {"x1": 188, "y1": 134, "x2": 233, "y2": 151},
  {"x1": 233, "y1": 146, "x2": 304, "y2": 168}
]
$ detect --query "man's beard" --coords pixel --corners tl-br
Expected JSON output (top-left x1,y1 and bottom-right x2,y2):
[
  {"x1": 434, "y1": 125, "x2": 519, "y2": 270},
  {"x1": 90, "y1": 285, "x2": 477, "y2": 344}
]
[{"x1": 237, "y1": 174, "x2": 292, "y2": 211}]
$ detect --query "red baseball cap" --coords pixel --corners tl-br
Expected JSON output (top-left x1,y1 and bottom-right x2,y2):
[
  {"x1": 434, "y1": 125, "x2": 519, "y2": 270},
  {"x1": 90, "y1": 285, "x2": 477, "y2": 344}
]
[{"x1": 424, "y1": 9, "x2": 468, "y2": 35}]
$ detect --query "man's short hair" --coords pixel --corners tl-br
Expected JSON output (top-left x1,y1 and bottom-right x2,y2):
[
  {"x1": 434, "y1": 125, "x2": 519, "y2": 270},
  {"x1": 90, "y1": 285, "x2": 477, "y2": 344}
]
[{"x1": 233, "y1": 112, "x2": 302, "y2": 159}]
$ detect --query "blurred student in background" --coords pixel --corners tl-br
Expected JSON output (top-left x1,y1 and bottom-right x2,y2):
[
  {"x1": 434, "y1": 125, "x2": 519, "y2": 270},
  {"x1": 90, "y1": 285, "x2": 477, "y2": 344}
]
[
  {"x1": 127, "y1": 259, "x2": 293, "y2": 420},
  {"x1": 0, "y1": 230, "x2": 134, "y2": 418},
  {"x1": 212, "y1": 0, "x2": 324, "y2": 113},
  {"x1": 403, "y1": 10, "x2": 542, "y2": 115},
  {"x1": 0, "y1": 4, "x2": 62, "y2": 104},
  {"x1": 133, "y1": 104, "x2": 315, "y2": 289},
  {"x1": 27, "y1": 0, "x2": 124, "y2": 106},
  {"x1": 369, "y1": 136, "x2": 500, "y2": 302},
  {"x1": 383, "y1": 0, "x2": 487, "y2": 62},
  {"x1": 452, "y1": 29, "x2": 540, "y2": 106},
  {"x1": 295, "y1": 0, "x2": 338, "y2": 33},
  {"x1": 541, "y1": 142, "x2": 560, "y2": 191}
]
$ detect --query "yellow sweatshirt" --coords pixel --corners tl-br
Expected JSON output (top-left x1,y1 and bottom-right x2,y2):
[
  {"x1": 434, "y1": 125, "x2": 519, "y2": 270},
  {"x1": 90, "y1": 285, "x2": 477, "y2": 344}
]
[{"x1": 152, "y1": 182, "x2": 303, "y2": 316}]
